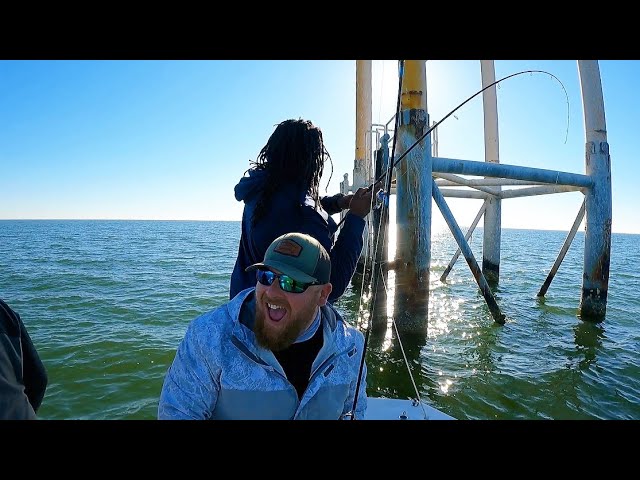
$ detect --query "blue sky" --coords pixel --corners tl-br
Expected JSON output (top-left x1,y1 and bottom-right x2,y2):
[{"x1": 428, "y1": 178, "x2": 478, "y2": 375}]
[{"x1": 1, "y1": 60, "x2": 637, "y2": 234}]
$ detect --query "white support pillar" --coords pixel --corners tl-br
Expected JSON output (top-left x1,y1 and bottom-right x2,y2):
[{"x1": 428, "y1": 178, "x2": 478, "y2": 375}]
[
  {"x1": 354, "y1": 60, "x2": 373, "y2": 190},
  {"x1": 578, "y1": 60, "x2": 612, "y2": 321},
  {"x1": 354, "y1": 60, "x2": 373, "y2": 271},
  {"x1": 480, "y1": 60, "x2": 502, "y2": 284}
]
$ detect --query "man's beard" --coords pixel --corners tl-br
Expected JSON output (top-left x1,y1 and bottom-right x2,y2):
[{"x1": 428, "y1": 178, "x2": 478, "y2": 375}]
[{"x1": 254, "y1": 301, "x2": 318, "y2": 351}]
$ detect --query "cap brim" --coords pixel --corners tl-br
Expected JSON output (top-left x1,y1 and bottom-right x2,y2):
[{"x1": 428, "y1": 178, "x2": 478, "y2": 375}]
[{"x1": 245, "y1": 260, "x2": 317, "y2": 284}]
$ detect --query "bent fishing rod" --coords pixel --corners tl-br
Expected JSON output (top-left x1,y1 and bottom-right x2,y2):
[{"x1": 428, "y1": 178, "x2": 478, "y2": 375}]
[
  {"x1": 337, "y1": 68, "x2": 565, "y2": 229},
  {"x1": 346, "y1": 67, "x2": 565, "y2": 418}
]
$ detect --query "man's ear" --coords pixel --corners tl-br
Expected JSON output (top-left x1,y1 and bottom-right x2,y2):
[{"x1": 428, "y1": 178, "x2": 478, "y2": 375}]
[{"x1": 318, "y1": 283, "x2": 333, "y2": 306}]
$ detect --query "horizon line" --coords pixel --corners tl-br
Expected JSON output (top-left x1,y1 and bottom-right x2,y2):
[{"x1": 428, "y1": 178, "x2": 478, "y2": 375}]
[{"x1": 1, "y1": 218, "x2": 637, "y2": 235}]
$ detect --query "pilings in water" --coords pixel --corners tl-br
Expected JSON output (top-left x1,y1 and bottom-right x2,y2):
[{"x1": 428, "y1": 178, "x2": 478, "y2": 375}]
[
  {"x1": 392, "y1": 60, "x2": 431, "y2": 335},
  {"x1": 480, "y1": 60, "x2": 502, "y2": 285},
  {"x1": 353, "y1": 59, "x2": 612, "y2": 330},
  {"x1": 371, "y1": 135, "x2": 390, "y2": 333},
  {"x1": 354, "y1": 60, "x2": 372, "y2": 273},
  {"x1": 577, "y1": 60, "x2": 612, "y2": 321}
]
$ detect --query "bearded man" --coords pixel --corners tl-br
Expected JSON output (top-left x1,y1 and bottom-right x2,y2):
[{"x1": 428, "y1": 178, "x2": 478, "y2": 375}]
[{"x1": 158, "y1": 232, "x2": 367, "y2": 420}]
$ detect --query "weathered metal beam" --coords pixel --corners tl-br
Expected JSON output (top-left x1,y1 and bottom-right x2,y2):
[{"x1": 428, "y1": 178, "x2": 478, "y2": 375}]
[
  {"x1": 433, "y1": 157, "x2": 593, "y2": 188},
  {"x1": 434, "y1": 172, "x2": 501, "y2": 196},
  {"x1": 498, "y1": 185, "x2": 584, "y2": 199},
  {"x1": 538, "y1": 199, "x2": 586, "y2": 297},
  {"x1": 481, "y1": 60, "x2": 502, "y2": 285},
  {"x1": 435, "y1": 177, "x2": 553, "y2": 187},
  {"x1": 578, "y1": 60, "x2": 612, "y2": 321},
  {"x1": 393, "y1": 60, "x2": 431, "y2": 334},
  {"x1": 432, "y1": 179, "x2": 505, "y2": 325},
  {"x1": 440, "y1": 200, "x2": 487, "y2": 282},
  {"x1": 439, "y1": 189, "x2": 490, "y2": 199}
]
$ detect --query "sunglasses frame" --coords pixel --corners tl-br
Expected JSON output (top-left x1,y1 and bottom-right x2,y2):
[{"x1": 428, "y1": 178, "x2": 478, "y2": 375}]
[{"x1": 256, "y1": 269, "x2": 319, "y2": 294}]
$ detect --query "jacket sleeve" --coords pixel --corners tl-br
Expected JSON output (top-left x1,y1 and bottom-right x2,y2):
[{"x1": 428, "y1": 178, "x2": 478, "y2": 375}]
[
  {"x1": 0, "y1": 299, "x2": 45, "y2": 420},
  {"x1": 19, "y1": 316, "x2": 48, "y2": 412},
  {"x1": 0, "y1": 334, "x2": 37, "y2": 420},
  {"x1": 326, "y1": 213, "x2": 365, "y2": 303},
  {"x1": 320, "y1": 194, "x2": 345, "y2": 216},
  {"x1": 299, "y1": 208, "x2": 365, "y2": 303},
  {"x1": 158, "y1": 320, "x2": 220, "y2": 420}
]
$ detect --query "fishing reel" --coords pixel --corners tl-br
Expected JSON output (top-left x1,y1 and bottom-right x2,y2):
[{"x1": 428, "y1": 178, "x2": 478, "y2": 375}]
[{"x1": 373, "y1": 190, "x2": 389, "y2": 210}]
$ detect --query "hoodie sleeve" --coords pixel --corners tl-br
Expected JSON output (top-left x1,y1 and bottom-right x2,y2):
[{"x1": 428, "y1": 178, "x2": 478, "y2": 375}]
[
  {"x1": 320, "y1": 194, "x2": 345, "y2": 216},
  {"x1": 299, "y1": 207, "x2": 365, "y2": 303},
  {"x1": 158, "y1": 319, "x2": 220, "y2": 420},
  {"x1": 0, "y1": 300, "x2": 45, "y2": 420}
]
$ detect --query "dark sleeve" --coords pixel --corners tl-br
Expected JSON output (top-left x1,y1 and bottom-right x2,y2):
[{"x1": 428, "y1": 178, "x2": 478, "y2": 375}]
[
  {"x1": 0, "y1": 300, "x2": 38, "y2": 420},
  {"x1": 325, "y1": 214, "x2": 365, "y2": 303},
  {"x1": 298, "y1": 208, "x2": 365, "y2": 303},
  {"x1": 320, "y1": 194, "x2": 345, "y2": 216},
  {"x1": 19, "y1": 318, "x2": 48, "y2": 412}
]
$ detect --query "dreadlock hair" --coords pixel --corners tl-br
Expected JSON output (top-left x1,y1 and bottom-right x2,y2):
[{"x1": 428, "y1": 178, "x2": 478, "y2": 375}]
[{"x1": 250, "y1": 118, "x2": 333, "y2": 226}]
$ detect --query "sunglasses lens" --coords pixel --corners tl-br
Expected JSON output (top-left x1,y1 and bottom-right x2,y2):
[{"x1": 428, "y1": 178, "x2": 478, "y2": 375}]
[
  {"x1": 257, "y1": 270, "x2": 276, "y2": 286},
  {"x1": 279, "y1": 274, "x2": 305, "y2": 293},
  {"x1": 257, "y1": 270, "x2": 311, "y2": 293}
]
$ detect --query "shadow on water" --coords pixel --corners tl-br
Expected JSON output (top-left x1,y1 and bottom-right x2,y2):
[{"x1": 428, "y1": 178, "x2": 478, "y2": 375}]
[
  {"x1": 536, "y1": 294, "x2": 605, "y2": 368},
  {"x1": 572, "y1": 320, "x2": 605, "y2": 369},
  {"x1": 365, "y1": 316, "x2": 432, "y2": 401}
]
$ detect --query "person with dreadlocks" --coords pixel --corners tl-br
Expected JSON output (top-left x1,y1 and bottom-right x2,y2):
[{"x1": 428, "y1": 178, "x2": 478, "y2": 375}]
[{"x1": 229, "y1": 118, "x2": 378, "y2": 304}]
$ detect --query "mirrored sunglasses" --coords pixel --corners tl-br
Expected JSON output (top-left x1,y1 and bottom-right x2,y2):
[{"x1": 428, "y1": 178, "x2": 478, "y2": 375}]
[{"x1": 256, "y1": 269, "x2": 318, "y2": 294}]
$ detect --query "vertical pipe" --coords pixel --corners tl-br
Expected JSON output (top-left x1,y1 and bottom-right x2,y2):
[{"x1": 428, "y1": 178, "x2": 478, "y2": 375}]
[
  {"x1": 371, "y1": 135, "x2": 390, "y2": 332},
  {"x1": 393, "y1": 60, "x2": 431, "y2": 334},
  {"x1": 480, "y1": 60, "x2": 502, "y2": 284},
  {"x1": 355, "y1": 60, "x2": 373, "y2": 189},
  {"x1": 339, "y1": 173, "x2": 351, "y2": 225},
  {"x1": 355, "y1": 60, "x2": 373, "y2": 271},
  {"x1": 578, "y1": 60, "x2": 612, "y2": 321}
]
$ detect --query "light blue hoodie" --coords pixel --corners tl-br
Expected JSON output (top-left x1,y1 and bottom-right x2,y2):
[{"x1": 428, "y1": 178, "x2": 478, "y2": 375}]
[{"x1": 158, "y1": 287, "x2": 368, "y2": 420}]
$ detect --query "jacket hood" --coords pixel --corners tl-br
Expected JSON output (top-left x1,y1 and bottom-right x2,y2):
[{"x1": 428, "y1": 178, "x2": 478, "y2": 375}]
[
  {"x1": 234, "y1": 168, "x2": 309, "y2": 205},
  {"x1": 234, "y1": 169, "x2": 267, "y2": 202}
]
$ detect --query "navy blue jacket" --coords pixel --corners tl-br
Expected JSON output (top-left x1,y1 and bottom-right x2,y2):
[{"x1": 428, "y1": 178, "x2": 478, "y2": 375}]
[
  {"x1": 0, "y1": 299, "x2": 48, "y2": 419},
  {"x1": 230, "y1": 169, "x2": 365, "y2": 304}
]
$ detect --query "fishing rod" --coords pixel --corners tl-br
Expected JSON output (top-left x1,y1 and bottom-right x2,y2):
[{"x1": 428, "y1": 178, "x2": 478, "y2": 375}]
[
  {"x1": 337, "y1": 69, "x2": 566, "y2": 228},
  {"x1": 346, "y1": 66, "x2": 566, "y2": 418},
  {"x1": 347, "y1": 61, "x2": 406, "y2": 419}
]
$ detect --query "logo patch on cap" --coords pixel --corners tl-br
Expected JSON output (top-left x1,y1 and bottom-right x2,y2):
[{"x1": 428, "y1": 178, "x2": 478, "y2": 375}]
[{"x1": 274, "y1": 239, "x2": 303, "y2": 257}]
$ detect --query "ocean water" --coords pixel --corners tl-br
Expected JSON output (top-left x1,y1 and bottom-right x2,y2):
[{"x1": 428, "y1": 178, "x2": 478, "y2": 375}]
[{"x1": 1, "y1": 219, "x2": 638, "y2": 420}]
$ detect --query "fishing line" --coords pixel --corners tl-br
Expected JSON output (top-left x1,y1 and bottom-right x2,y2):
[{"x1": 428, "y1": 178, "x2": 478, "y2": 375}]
[
  {"x1": 347, "y1": 65, "x2": 569, "y2": 418},
  {"x1": 338, "y1": 68, "x2": 570, "y2": 231},
  {"x1": 349, "y1": 60, "x2": 405, "y2": 419}
]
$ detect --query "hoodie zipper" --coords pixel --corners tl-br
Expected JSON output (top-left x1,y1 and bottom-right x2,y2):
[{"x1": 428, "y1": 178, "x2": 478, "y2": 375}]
[
  {"x1": 231, "y1": 335, "x2": 300, "y2": 407},
  {"x1": 294, "y1": 343, "x2": 357, "y2": 418}
]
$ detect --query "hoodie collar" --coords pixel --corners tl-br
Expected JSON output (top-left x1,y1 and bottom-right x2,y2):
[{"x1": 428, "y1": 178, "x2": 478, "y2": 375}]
[{"x1": 234, "y1": 168, "x2": 309, "y2": 205}]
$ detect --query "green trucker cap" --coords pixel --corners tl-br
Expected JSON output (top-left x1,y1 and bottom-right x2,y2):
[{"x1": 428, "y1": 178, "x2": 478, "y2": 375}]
[{"x1": 245, "y1": 232, "x2": 331, "y2": 284}]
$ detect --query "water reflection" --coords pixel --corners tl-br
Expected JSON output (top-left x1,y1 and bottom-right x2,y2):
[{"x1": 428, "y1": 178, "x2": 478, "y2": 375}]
[
  {"x1": 365, "y1": 321, "x2": 431, "y2": 400},
  {"x1": 573, "y1": 320, "x2": 604, "y2": 369}
]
